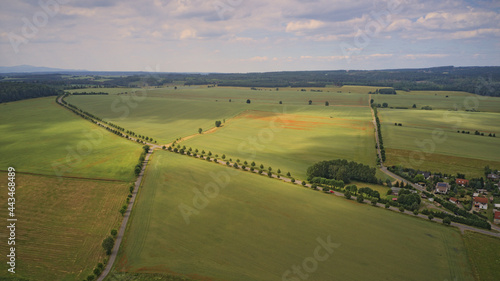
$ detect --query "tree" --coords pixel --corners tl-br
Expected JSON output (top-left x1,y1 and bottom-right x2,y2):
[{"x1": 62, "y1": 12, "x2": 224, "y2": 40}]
[
  {"x1": 198, "y1": 128, "x2": 202, "y2": 134},
  {"x1": 385, "y1": 204, "x2": 390, "y2": 209},
  {"x1": 286, "y1": 172, "x2": 291, "y2": 177},
  {"x1": 382, "y1": 102, "x2": 388, "y2": 108},
  {"x1": 308, "y1": 100, "x2": 312, "y2": 105},
  {"x1": 428, "y1": 214, "x2": 434, "y2": 221},
  {"x1": 246, "y1": 99, "x2": 251, "y2": 104},
  {"x1": 277, "y1": 169, "x2": 281, "y2": 174},
  {"x1": 386, "y1": 179, "x2": 392, "y2": 188},
  {"x1": 443, "y1": 217, "x2": 451, "y2": 225},
  {"x1": 325, "y1": 101, "x2": 329, "y2": 106},
  {"x1": 291, "y1": 178, "x2": 295, "y2": 183},
  {"x1": 399, "y1": 207, "x2": 405, "y2": 212},
  {"x1": 251, "y1": 161, "x2": 256, "y2": 167},
  {"x1": 215, "y1": 120, "x2": 222, "y2": 127},
  {"x1": 279, "y1": 101, "x2": 282, "y2": 104},
  {"x1": 344, "y1": 191, "x2": 352, "y2": 199},
  {"x1": 119, "y1": 205, "x2": 127, "y2": 216},
  {"x1": 102, "y1": 236, "x2": 115, "y2": 255},
  {"x1": 301, "y1": 181, "x2": 306, "y2": 186},
  {"x1": 356, "y1": 194, "x2": 364, "y2": 203},
  {"x1": 371, "y1": 198, "x2": 378, "y2": 206},
  {"x1": 260, "y1": 164, "x2": 264, "y2": 169},
  {"x1": 111, "y1": 229, "x2": 118, "y2": 238},
  {"x1": 174, "y1": 86, "x2": 177, "y2": 90},
  {"x1": 222, "y1": 154, "x2": 226, "y2": 159},
  {"x1": 93, "y1": 267, "x2": 102, "y2": 276},
  {"x1": 268, "y1": 167, "x2": 272, "y2": 172}
]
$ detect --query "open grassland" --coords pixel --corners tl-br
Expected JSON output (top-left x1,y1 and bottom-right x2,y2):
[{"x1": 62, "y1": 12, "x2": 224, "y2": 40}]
[
  {"x1": 67, "y1": 87, "x2": 140, "y2": 95},
  {"x1": 183, "y1": 105, "x2": 376, "y2": 179},
  {"x1": 0, "y1": 172, "x2": 129, "y2": 281},
  {"x1": 379, "y1": 109, "x2": 500, "y2": 177},
  {"x1": 126, "y1": 85, "x2": 371, "y2": 106},
  {"x1": 371, "y1": 90, "x2": 500, "y2": 112},
  {"x1": 0, "y1": 97, "x2": 143, "y2": 181},
  {"x1": 117, "y1": 151, "x2": 473, "y2": 281},
  {"x1": 66, "y1": 95, "x2": 250, "y2": 144},
  {"x1": 463, "y1": 231, "x2": 500, "y2": 281}
]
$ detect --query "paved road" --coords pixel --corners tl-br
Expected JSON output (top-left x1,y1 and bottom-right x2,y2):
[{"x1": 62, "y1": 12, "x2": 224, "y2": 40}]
[{"x1": 97, "y1": 149, "x2": 153, "y2": 281}]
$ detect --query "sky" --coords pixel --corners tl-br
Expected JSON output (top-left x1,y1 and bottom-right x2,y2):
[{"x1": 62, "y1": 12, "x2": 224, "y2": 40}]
[{"x1": 0, "y1": 0, "x2": 499, "y2": 73}]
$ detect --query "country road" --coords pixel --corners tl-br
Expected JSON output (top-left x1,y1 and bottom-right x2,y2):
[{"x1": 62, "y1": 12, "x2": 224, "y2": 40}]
[{"x1": 96, "y1": 149, "x2": 153, "y2": 281}]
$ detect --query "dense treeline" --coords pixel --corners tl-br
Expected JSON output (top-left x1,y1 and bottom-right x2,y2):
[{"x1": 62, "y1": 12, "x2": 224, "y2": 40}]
[
  {"x1": 373, "y1": 107, "x2": 385, "y2": 162},
  {"x1": 3, "y1": 66, "x2": 499, "y2": 95},
  {"x1": 0, "y1": 82, "x2": 62, "y2": 103},
  {"x1": 306, "y1": 159, "x2": 377, "y2": 184},
  {"x1": 71, "y1": 91, "x2": 109, "y2": 95}
]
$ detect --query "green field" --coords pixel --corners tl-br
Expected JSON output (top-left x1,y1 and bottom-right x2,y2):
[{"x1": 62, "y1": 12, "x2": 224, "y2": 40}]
[
  {"x1": 372, "y1": 90, "x2": 500, "y2": 113},
  {"x1": 117, "y1": 151, "x2": 473, "y2": 281},
  {"x1": 182, "y1": 105, "x2": 376, "y2": 179},
  {"x1": 463, "y1": 231, "x2": 500, "y2": 281},
  {"x1": 0, "y1": 97, "x2": 143, "y2": 180},
  {"x1": 0, "y1": 172, "x2": 129, "y2": 281},
  {"x1": 379, "y1": 109, "x2": 500, "y2": 177}
]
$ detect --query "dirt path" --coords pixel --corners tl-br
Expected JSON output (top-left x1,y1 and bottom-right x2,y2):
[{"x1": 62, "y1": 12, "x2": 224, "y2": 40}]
[{"x1": 97, "y1": 149, "x2": 153, "y2": 281}]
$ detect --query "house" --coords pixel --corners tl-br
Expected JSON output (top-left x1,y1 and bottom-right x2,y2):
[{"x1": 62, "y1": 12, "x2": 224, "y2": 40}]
[
  {"x1": 476, "y1": 189, "x2": 488, "y2": 194},
  {"x1": 495, "y1": 204, "x2": 500, "y2": 209},
  {"x1": 435, "y1": 182, "x2": 450, "y2": 194},
  {"x1": 473, "y1": 197, "x2": 488, "y2": 210},
  {"x1": 495, "y1": 211, "x2": 500, "y2": 224},
  {"x1": 449, "y1": 197, "x2": 459, "y2": 204},
  {"x1": 391, "y1": 187, "x2": 401, "y2": 196},
  {"x1": 473, "y1": 192, "x2": 479, "y2": 197},
  {"x1": 455, "y1": 178, "x2": 469, "y2": 186},
  {"x1": 487, "y1": 173, "x2": 499, "y2": 181},
  {"x1": 418, "y1": 171, "x2": 431, "y2": 179},
  {"x1": 392, "y1": 197, "x2": 398, "y2": 201}
]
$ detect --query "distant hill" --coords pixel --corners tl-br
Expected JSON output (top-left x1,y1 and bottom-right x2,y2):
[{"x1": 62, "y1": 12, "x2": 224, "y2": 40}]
[{"x1": 0, "y1": 65, "x2": 87, "y2": 73}]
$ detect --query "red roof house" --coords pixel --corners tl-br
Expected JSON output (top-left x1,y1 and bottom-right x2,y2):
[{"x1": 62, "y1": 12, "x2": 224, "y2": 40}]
[
  {"x1": 495, "y1": 211, "x2": 500, "y2": 224},
  {"x1": 473, "y1": 197, "x2": 488, "y2": 210},
  {"x1": 449, "y1": 197, "x2": 459, "y2": 204},
  {"x1": 455, "y1": 179, "x2": 469, "y2": 186}
]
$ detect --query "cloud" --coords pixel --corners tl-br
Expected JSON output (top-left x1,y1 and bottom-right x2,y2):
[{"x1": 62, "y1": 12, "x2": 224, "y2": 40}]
[
  {"x1": 286, "y1": 20, "x2": 325, "y2": 33},
  {"x1": 247, "y1": 56, "x2": 269, "y2": 62},
  {"x1": 403, "y1": 54, "x2": 449, "y2": 60}
]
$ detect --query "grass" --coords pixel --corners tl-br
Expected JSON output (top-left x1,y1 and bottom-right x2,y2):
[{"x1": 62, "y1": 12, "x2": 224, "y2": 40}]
[
  {"x1": 371, "y1": 90, "x2": 500, "y2": 113},
  {"x1": 65, "y1": 95, "x2": 250, "y2": 144},
  {"x1": 0, "y1": 172, "x2": 129, "y2": 281},
  {"x1": 463, "y1": 231, "x2": 500, "y2": 281},
  {"x1": 379, "y1": 109, "x2": 500, "y2": 177},
  {"x1": 0, "y1": 97, "x2": 143, "y2": 181},
  {"x1": 182, "y1": 105, "x2": 377, "y2": 180},
  {"x1": 116, "y1": 151, "x2": 473, "y2": 281}
]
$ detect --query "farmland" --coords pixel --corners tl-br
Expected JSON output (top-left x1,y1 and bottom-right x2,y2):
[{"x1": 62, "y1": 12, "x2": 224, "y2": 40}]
[
  {"x1": 183, "y1": 105, "x2": 376, "y2": 179},
  {"x1": 116, "y1": 151, "x2": 473, "y2": 281},
  {"x1": 371, "y1": 90, "x2": 500, "y2": 113},
  {"x1": 463, "y1": 231, "x2": 500, "y2": 281},
  {"x1": 0, "y1": 97, "x2": 143, "y2": 181},
  {"x1": 379, "y1": 109, "x2": 500, "y2": 177},
  {"x1": 0, "y1": 172, "x2": 129, "y2": 281}
]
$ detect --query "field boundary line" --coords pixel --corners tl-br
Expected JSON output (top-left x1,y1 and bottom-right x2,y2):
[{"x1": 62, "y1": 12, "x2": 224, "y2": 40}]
[{"x1": 0, "y1": 170, "x2": 128, "y2": 183}]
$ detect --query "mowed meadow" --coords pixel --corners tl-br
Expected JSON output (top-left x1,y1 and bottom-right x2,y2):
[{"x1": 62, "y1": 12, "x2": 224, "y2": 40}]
[
  {"x1": 117, "y1": 151, "x2": 474, "y2": 281},
  {"x1": 379, "y1": 108, "x2": 500, "y2": 177},
  {"x1": 0, "y1": 97, "x2": 143, "y2": 181},
  {"x1": 0, "y1": 172, "x2": 129, "y2": 281},
  {"x1": 67, "y1": 86, "x2": 378, "y2": 179},
  {"x1": 183, "y1": 105, "x2": 376, "y2": 179}
]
